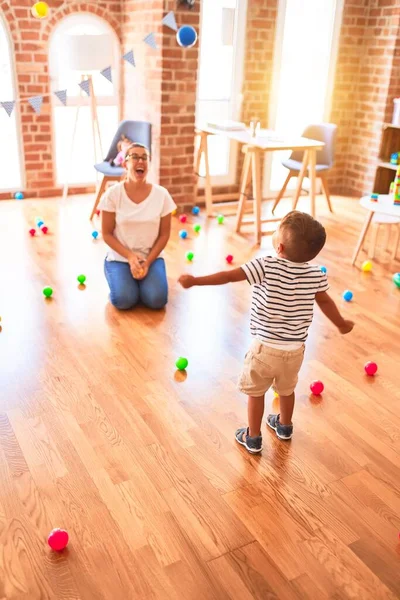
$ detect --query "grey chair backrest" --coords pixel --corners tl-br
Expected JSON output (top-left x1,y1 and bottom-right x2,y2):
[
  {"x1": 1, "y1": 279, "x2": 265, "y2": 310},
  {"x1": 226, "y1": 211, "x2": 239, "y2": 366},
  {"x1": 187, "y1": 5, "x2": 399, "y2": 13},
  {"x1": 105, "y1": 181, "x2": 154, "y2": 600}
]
[
  {"x1": 290, "y1": 123, "x2": 337, "y2": 167},
  {"x1": 104, "y1": 120, "x2": 152, "y2": 162}
]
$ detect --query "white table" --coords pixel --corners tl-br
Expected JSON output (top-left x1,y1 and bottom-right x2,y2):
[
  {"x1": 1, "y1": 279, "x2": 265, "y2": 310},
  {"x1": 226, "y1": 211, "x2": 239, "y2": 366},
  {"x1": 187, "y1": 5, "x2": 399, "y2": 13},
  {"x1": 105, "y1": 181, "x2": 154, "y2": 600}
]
[
  {"x1": 194, "y1": 127, "x2": 324, "y2": 244},
  {"x1": 352, "y1": 195, "x2": 400, "y2": 265}
]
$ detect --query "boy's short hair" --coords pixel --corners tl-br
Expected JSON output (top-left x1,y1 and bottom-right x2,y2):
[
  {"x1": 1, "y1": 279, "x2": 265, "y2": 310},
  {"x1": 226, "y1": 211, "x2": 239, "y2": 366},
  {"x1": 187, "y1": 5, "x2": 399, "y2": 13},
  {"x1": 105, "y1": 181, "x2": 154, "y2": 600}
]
[{"x1": 279, "y1": 211, "x2": 326, "y2": 262}]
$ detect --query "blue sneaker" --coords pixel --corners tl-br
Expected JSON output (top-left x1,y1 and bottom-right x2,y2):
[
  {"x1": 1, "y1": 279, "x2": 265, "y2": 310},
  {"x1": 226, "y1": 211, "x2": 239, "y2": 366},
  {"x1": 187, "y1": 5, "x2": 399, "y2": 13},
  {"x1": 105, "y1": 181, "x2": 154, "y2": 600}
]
[
  {"x1": 235, "y1": 427, "x2": 262, "y2": 454},
  {"x1": 267, "y1": 414, "x2": 293, "y2": 440}
]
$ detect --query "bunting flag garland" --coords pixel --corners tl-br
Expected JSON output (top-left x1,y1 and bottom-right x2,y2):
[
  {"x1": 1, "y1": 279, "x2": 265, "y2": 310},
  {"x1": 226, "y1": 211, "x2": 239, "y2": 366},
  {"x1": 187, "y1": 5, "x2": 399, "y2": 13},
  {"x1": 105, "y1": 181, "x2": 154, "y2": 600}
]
[
  {"x1": 54, "y1": 89, "x2": 67, "y2": 106},
  {"x1": 78, "y1": 79, "x2": 91, "y2": 97},
  {"x1": 122, "y1": 50, "x2": 135, "y2": 67},
  {"x1": 143, "y1": 33, "x2": 158, "y2": 50},
  {"x1": 100, "y1": 66, "x2": 113, "y2": 83},
  {"x1": 1, "y1": 100, "x2": 16, "y2": 117},
  {"x1": 162, "y1": 11, "x2": 178, "y2": 32},
  {"x1": 28, "y1": 95, "x2": 43, "y2": 114}
]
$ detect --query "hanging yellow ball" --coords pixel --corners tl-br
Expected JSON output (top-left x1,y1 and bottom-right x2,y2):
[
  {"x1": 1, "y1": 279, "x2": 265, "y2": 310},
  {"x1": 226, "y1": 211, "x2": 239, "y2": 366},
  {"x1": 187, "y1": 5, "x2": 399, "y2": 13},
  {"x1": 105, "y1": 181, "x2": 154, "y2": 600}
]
[
  {"x1": 31, "y1": 2, "x2": 49, "y2": 19},
  {"x1": 361, "y1": 260, "x2": 373, "y2": 272}
]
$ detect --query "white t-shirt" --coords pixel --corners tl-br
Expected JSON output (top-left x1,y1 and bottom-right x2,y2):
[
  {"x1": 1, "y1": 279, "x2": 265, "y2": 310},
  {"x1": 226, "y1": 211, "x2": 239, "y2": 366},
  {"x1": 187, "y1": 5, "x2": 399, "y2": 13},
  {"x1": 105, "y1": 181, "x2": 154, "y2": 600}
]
[
  {"x1": 98, "y1": 182, "x2": 177, "y2": 262},
  {"x1": 241, "y1": 256, "x2": 329, "y2": 345}
]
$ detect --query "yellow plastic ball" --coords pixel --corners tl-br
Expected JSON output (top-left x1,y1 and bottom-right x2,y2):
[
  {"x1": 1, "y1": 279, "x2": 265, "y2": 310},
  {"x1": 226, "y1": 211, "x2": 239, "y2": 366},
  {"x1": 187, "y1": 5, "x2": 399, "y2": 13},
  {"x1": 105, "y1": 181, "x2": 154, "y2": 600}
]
[
  {"x1": 273, "y1": 390, "x2": 279, "y2": 398},
  {"x1": 361, "y1": 260, "x2": 373, "y2": 272},
  {"x1": 172, "y1": 209, "x2": 177, "y2": 216},
  {"x1": 31, "y1": 2, "x2": 49, "y2": 19}
]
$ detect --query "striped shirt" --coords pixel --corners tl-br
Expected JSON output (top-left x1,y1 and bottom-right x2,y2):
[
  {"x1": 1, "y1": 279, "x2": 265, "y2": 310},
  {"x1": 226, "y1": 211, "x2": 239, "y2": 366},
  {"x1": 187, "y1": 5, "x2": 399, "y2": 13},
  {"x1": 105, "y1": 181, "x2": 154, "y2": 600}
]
[{"x1": 241, "y1": 256, "x2": 329, "y2": 344}]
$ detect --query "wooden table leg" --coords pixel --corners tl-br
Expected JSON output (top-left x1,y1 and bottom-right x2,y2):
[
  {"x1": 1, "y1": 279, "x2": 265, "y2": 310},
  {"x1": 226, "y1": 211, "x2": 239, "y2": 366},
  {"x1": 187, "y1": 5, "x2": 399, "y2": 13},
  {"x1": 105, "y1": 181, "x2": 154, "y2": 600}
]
[
  {"x1": 252, "y1": 149, "x2": 262, "y2": 244},
  {"x1": 202, "y1": 132, "x2": 213, "y2": 217},
  {"x1": 235, "y1": 149, "x2": 252, "y2": 234},
  {"x1": 308, "y1": 148, "x2": 317, "y2": 217},
  {"x1": 292, "y1": 150, "x2": 309, "y2": 211},
  {"x1": 352, "y1": 211, "x2": 374, "y2": 266}
]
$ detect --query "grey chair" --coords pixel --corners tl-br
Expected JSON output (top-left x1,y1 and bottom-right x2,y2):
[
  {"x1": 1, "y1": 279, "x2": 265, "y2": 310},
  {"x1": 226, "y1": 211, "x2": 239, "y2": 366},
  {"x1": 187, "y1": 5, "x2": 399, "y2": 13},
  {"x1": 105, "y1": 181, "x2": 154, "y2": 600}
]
[
  {"x1": 90, "y1": 120, "x2": 152, "y2": 219},
  {"x1": 272, "y1": 123, "x2": 337, "y2": 214}
]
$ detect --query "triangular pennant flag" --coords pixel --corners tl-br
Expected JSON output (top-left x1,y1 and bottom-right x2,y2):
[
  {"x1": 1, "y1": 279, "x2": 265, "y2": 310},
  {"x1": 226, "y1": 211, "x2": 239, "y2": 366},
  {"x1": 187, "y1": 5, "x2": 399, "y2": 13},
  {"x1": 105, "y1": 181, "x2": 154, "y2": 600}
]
[
  {"x1": 100, "y1": 66, "x2": 113, "y2": 83},
  {"x1": 122, "y1": 50, "x2": 135, "y2": 67},
  {"x1": 54, "y1": 89, "x2": 67, "y2": 106},
  {"x1": 162, "y1": 11, "x2": 178, "y2": 32},
  {"x1": 28, "y1": 95, "x2": 43, "y2": 114},
  {"x1": 143, "y1": 33, "x2": 158, "y2": 50},
  {"x1": 1, "y1": 100, "x2": 15, "y2": 117},
  {"x1": 79, "y1": 79, "x2": 91, "y2": 97}
]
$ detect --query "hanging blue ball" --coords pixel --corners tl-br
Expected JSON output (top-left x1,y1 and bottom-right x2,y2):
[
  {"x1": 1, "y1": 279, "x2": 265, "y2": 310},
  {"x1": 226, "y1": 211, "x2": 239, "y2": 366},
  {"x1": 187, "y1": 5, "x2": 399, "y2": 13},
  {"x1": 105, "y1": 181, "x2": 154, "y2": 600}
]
[
  {"x1": 192, "y1": 206, "x2": 200, "y2": 216},
  {"x1": 92, "y1": 230, "x2": 99, "y2": 239},
  {"x1": 342, "y1": 290, "x2": 353, "y2": 302},
  {"x1": 14, "y1": 192, "x2": 24, "y2": 200},
  {"x1": 320, "y1": 266, "x2": 327, "y2": 274},
  {"x1": 176, "y1": 25, "x2": 198, "y2": 48}
]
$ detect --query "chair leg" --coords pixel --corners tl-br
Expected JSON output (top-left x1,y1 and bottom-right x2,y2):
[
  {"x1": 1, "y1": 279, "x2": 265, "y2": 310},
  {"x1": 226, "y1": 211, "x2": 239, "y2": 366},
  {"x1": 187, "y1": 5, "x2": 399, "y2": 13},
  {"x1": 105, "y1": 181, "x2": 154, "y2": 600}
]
[
  {"x1": 320, "y1": 173, "x2": 333, "y2": 213},
  {"x1": 370, "y1": 224, "x2": 379, "y2": 259},
  {"x1": 235, "y1": 150, "x2": 252, "y2": 233},
  {"x1": 271, "y1": 171, "x2": 292, "y2": 214},
  {"x1": 90, "y1": 176, "x2": 108, "y2": 220}
]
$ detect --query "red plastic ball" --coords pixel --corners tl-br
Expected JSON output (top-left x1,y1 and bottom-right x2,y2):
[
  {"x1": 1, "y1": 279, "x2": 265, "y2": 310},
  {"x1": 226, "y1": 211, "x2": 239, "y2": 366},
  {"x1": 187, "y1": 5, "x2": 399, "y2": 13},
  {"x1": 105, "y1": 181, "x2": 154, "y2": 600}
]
[
  {"x1": 29, "y1": 228, "x2": 36, "y2": 236},
  {"x1": 310, "y1": 380, "x2": 324, "y2": 395},
  {"x1": 48, "y1": 528, "x2": 69, "y2": 552},
  {"x1": 226, "y1": 254, "x2": 234, "y2": 264},
  {"x1": 179, "y1": 214, "x2": 187, "y2": 223},
  {"x1": 95, "y1": 209, "x2": 100, "y2": 216},
  {"x1": 364, "y1": 361, "x2": 378, "y2": 376},
  {"x1": 41, "y1": 226, "x2": 48, "y2": 234}
]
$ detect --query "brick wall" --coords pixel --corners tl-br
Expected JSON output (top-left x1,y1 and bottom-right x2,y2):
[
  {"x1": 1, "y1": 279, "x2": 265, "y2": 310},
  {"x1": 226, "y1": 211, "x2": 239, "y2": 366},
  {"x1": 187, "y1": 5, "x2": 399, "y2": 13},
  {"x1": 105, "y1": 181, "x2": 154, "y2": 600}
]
[
  {"x1": 122, "y1": 0, "x2": 200, "y2": 205},
  {"x1": 329, "y1": 0, "x2": 400, "y2": 196},
  {"x1": 0, "y1": 0, "x2": 122, "y2": 199}
]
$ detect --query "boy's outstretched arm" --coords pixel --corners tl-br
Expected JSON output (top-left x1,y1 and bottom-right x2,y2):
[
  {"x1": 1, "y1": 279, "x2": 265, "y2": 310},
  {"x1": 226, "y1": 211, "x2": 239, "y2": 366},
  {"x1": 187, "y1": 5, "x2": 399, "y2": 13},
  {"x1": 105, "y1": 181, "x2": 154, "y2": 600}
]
[
  {"x1": 179, "y1": 268, "x2": 247, "y2": 288},
  {"x1": 315, "y1": 291, "x2": 354, "y2": 334}
]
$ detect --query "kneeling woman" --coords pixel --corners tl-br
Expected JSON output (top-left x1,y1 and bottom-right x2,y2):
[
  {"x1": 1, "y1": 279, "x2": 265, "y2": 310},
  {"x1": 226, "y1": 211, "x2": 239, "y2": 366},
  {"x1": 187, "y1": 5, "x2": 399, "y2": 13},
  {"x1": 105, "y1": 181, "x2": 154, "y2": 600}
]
[{"x1": 99, "y1": 143, "x2": 176, "y2": 310}]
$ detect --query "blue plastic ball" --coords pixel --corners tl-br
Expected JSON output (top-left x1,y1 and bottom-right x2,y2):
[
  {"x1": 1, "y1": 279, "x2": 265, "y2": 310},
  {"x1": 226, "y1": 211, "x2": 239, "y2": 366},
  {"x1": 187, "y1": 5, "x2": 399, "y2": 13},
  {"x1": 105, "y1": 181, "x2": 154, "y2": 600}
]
[
  {"x1": 179, "y1": 229, "x2": 188, "y2": 239},
  {"x1": 14, "y1": 192, "x2": 24, "y2": 200},
  {"x1": 342, "y1": 290, "x2": 353, "y2": 302},
  {"x1": 192, "y1": 206, "x2": 200, "y2": 216},
  {"x1": 176, "y1": 25, "x2": 198, "y2": 48},
  {"x1": 320, "y1": 266, "x2": 327, "y2": 274},
  {"x1": 92, "y1": 230, "x2": 99, "y2": 239},
  {"x1": 37, "y1": 220, "x2": 44, "y2": 228}
]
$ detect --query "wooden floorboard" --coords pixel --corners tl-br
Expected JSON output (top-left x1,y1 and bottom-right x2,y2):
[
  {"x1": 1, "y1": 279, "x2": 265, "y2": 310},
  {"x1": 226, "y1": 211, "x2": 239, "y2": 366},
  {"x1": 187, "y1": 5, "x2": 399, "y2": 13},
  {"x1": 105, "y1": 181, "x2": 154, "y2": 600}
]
[{"x1": 0, "y1": 193, "x2": 399, "y2": 599}]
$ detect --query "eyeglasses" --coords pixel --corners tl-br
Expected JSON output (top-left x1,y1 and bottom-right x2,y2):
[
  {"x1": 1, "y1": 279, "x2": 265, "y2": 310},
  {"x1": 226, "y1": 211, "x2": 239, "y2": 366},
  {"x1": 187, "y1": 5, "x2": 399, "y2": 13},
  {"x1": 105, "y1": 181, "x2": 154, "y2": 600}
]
[{"x1": 126, "y1": 153, "x2": 149, "y2": 162}]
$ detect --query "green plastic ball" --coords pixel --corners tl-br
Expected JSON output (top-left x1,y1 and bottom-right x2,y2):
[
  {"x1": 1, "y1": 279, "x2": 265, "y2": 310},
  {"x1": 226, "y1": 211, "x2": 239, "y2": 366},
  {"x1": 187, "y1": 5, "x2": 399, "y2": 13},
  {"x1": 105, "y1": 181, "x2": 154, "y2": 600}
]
[
  {"x1": 393, "y1": 272, "x2": 400, "y2": 288},
  {"x1": 43, "y1": 286, "x2": 53, "y2": 298},
  {"x1": 217, "y1": 214, "x2": 224, "y2": 224},
  {"x1": 186, "y1": 251, "x2": 194, "y2": 262},
  {"x1": 77, "y1": 274, "x2": 86, "y2": 284},
  {"x1": 175, "y1": 357, "x2": 188, "y2": 371},
  {"x1": 193, "y1": 224, "x2": 201, "y2": 233}
]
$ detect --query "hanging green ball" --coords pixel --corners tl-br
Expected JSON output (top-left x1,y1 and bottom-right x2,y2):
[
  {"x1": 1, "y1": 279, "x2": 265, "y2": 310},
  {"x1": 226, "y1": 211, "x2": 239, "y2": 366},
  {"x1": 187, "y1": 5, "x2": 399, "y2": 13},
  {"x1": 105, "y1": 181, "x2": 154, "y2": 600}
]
[
  {"x1": 186, "y1": 251, "x2": 194, "y2": 262},
  {"x1": 193, "y1": 224, "x2": 201, "y2": 233},
  {"x1": 77, "y1": 274, "x2": 86, "y2": 284},
  {"x1": 43, "y1": 286, "x2": 53, "y2": 298},
  {"x1": 175, "y1": 357, "x2": 188, "y2": 371},
  {"x1": 217, "y1": 214, "x2": 225, "y2": 224}
]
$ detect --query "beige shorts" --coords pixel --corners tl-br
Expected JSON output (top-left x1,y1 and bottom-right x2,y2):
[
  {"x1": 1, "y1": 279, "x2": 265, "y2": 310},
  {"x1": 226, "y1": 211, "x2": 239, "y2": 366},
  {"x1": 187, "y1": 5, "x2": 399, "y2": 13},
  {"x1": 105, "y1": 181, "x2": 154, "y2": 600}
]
[{"x1": 238, "y1": 339, "x2": 305, "y2": 397}]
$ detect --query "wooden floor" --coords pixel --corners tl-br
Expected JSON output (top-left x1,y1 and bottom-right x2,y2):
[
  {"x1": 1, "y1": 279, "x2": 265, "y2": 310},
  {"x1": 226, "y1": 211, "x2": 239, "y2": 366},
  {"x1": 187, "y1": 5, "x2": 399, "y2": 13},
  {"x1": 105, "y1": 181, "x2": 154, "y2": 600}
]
[{"x1": 0, "y1": 193, "x2": 399, "y2": 600}]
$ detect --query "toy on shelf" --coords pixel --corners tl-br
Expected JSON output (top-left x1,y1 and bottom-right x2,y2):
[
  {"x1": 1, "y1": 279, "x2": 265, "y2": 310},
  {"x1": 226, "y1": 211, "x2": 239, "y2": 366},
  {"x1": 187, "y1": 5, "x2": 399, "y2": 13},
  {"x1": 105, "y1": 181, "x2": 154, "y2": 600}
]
[
  {"x1": 393, "y1": 166, "x2": 400, "y2": 206},
  {"x1": 370, "y1": 193, "x2": 379, "y2": 202},
  {"x1": 390, "y1": 152, "x2": 399, "y2": 165}
]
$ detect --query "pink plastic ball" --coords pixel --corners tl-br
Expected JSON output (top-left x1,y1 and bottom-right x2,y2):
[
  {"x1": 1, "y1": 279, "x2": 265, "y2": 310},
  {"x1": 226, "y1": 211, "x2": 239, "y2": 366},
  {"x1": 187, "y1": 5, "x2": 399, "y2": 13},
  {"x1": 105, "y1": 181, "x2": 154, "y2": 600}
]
[
  {"x1": 179, "y1": 215, "x2": 187, "y2": 223},
  {"x1": 29, "y1": 228, "x2": 36, "y2": 236},
  {"x1": 364, "y1": 361, "x2": 378, "y2": 376},
  {"x1": 48, "y1": 528, "x2": 69, "y2": 552},
  {"x1": 226, "y1": 255, "x2": 234, "y2": 264},
  {"x1": 310, "y1": 380, "x2": 324, "y2": 395}
]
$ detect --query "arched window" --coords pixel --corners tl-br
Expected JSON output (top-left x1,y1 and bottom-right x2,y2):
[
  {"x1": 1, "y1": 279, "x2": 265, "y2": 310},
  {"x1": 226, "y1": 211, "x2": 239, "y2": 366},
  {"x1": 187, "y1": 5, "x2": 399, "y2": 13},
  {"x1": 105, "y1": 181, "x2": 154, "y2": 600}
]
[
  {"x1": 0, "y1": 14, "x2": 22, "y2": 191},
  {"x1": 49, "y1": 14, "x2": 120, "y2": 185}
]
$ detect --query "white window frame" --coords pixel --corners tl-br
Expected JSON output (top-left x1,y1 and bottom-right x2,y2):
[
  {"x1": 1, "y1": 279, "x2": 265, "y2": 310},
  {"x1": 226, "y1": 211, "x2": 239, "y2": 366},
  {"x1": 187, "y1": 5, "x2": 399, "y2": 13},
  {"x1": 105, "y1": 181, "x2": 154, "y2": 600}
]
[
  {"x1": 48, "y1": 13, "x2": 122, "y2": 187},
  {"x1": 263, "y1": 0, "x2": 344, "y2": 197},
  {"x1": 196, "y1": 0, "x2": 248, "y2": 188},
  {"x1": 0, "y1": 13, "x2": 24, "y2": 192}
]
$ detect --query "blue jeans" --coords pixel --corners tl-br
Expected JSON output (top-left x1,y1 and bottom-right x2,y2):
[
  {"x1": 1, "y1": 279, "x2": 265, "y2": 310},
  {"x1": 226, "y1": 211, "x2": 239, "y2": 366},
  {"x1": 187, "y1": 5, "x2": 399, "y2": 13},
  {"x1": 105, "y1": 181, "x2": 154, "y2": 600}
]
[{"x1": 104, "y1": 257, "x2": 168, "y2": 310}]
